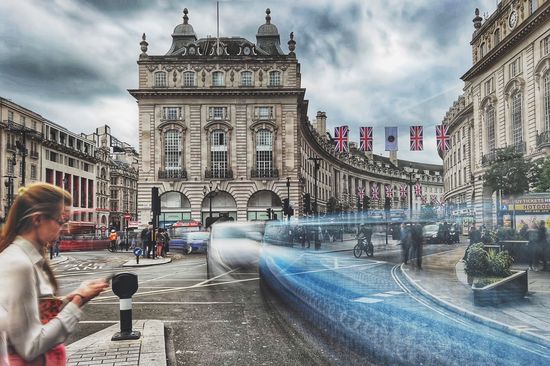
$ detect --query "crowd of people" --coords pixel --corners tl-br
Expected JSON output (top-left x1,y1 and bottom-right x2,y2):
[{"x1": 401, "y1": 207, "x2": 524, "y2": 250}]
[{"x1": 139, "y1": 224, "x2": 170, "y2": 259}]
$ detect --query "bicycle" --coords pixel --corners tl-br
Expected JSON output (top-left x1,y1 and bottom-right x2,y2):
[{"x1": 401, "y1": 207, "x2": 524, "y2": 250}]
[
  {"x1": 353, "y1": 237, "x2": 374, "y2": 258},
  {"x1": 107, "y1": 241, "x2": 117, "y2": 253}
]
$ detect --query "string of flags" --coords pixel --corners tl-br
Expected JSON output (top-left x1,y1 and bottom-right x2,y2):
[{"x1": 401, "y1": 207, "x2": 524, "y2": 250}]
[
  {"x1": 353, "y1": 184, "x2": 444, "y2": 207},
  {"x1": 332, "y1": 125, "x2": 450, "y2": 153}
]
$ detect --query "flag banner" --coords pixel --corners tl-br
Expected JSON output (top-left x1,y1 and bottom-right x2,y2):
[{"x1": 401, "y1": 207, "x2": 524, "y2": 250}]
[
  {"x1": 371, "y1": 185, "x2": 379, "y2": 200},
  {"x1": 385, "y1": 127, "x2": 398, "y2": 151},
  {"x1": 359, "y1": 127, "x2": 373, "y2": 152},
  {"x1": 410, "y1": 125, "x2": 423, "y2": 151},
  {"x1": 357, "y1": 186, "x2": 365, "y2": 200},
  {"x1": 421, "y1": 195, "x2": 427, "y2": 205},
  {"x1": 385, "y1": 184, "x2": 393, "y2": 198},
  {"x1": 399, "y1": 185, "x2": 408, "y2": 198},
  {"x1": 414, "y1": 180, "x2": 422, "y2": 197},
  {"x1": 334, "y1": 125, "x2": 349, "y2": 153},
  {"x1": 436, "y1": 124, "x2": 450, "y2": 151},
  {"x1": 430, "y1": 195, "x2": 439, "y2": 205}
]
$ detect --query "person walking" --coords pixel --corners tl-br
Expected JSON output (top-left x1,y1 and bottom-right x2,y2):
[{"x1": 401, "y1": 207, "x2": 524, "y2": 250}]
[
  {"x1": 528, "y1": 222, "x2": 539, "y2": 271},
  {"x1": 400, "y1": 223, "x2": 411, "y2": 265},
  {"x1": 410, "y1": 223, "x2": 424, "y2": 269},
  {"x1": 108, "y1": 229, "x2": 117, "y2": 252},
  {"x1": 53, "y1": 238, "x2": 60, "y2": 258},
  {"x1": 538, "y1": 220, "x2": 548, "y2": 271},
  {"x1": 463, "y1": 224, "x2": 481, "y2": 260},
  {"x1": 0, "y1": 183, "x2": 108, "y2": 366}
]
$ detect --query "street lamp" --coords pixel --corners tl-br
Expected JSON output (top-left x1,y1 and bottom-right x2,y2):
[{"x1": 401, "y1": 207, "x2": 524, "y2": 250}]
[
  {"x1": 307, "y1": 157, "x2": 322, "y2": 216},
  {"x1": 408, "y1": 164, "x2": 416, "y2": 221},
  {"x1": 3, "y1": 153, "x2": 17, "y2": 217},
  {"x1": 203, "y1": 182, "x2": 219, "y2": 229}
]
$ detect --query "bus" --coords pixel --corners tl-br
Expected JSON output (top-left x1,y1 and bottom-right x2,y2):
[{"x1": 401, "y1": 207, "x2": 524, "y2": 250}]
[{"x1": 168, "y1": 220, "x2": 203, "y2": 239}]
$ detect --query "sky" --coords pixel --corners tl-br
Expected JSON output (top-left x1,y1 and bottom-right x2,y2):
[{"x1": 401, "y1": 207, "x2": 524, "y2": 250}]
[{"x1": 0, "y1": 0, "x2": 499, "y2": 164}]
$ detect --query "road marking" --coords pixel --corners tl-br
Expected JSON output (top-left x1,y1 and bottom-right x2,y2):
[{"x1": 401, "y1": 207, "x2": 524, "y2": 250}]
[
  {"x1": 353, "y1": 297, "x2": 383, "y2": 304},
  {"x1": 373, "y1": 293, "x2": 394, "y2": 297},
  {"x1": 88, "y1": 301, "x2": 234, "y2": 305}
]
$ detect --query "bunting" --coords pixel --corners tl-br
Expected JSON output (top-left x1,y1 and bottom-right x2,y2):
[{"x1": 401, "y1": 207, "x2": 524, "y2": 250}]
[
  {"x1": 359, "y1": 127, "x2": 373, "y2": 152},
  {"x1": 371, "y1": 185, "x2": 379, "y2": 200},
  {"x1": 334, "y1": 126, "x2": 349, "y2": 153},
  {"x1": 385, "y1": 127, "x2": 398, "y2": 151},
  {"x1": 410, "y1": 125, "x2": 423, "y2": 151},
  {"x1": 357, "y1": 186, "x2": 366, "y2": 200},
  {"x1": 430, "y1": 195, "x2": 439, "y2": 205},
  {"x1": 436, "y1": 124, "x2": 450, "y2": 151},
  {"x1": 421, "y1": 195, "x2": 427, "y2": 205},
  {"x1": 414, "y1": 180, "x2": 423, "y2": 197},
  {"x1": 385, "y1": 185, "x2": 393, "y2": 198}
]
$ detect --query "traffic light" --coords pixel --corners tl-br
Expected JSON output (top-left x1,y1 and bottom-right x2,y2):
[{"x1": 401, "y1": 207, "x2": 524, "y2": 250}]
[
  {"x1": 363, "y1": 196, "x2": 370, "y2": 212},
  {"x1": 151, "y1": 187, "x2": 161, "y2": 215},
  {"x1": 384, "y1": 197, "x2": 391, "y2": 211},
  {"x1": 303, "y1": 193, "x2": 311, "y2": 214},
  {"x1": 283, "y1": 198, "x2": 290, "y2": 216},
  {"x1": 266, "y1": 208, "x2": 272, "y2": 220}
]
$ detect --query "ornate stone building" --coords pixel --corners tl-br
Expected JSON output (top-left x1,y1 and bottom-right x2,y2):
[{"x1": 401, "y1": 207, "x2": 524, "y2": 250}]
[
  {"x1": 131, "y1": 8, "x2": 443, "y2": 227},
  {"x1": 442, "y1": 0, "x2": 550, "y2": 225}
]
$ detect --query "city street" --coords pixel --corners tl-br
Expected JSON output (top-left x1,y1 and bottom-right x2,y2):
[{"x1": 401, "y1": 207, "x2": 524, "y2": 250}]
[{"x1": 51, "y1": 237, "x2": 550, "y2": 365}]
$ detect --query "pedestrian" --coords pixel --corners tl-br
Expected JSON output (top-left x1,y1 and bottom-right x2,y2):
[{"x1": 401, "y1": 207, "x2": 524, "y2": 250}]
[
  {"x1": 519, "y1": 220, "x2": 528, "y2": 240},
  {"x1": 410, "y1": 224, "x2": 423, "y2": 269},
  {"x1": 527, "y1": 222, "x2": 539, "y2": 271},
  {"x1": 537, "y1": 220, "x2": 548, "y2": 271},
  {"x1": 0, "y1": 183, "x2": 108, "y2": 365},
  {"x1": 54, "y1": 238, "x2": 60, "y2": 257},
  {"x1": 400, "y1": 223, "x2": 411, "y2": 265},
  {"x1": 130, "y1": 236, "x2": 136, "y2": 250},
  {"x1": 156, "y1": 229, "x2": 165, "y2": 258},
  {"x1": 109, "y1": 229, "x2": 117, "y2": 252},
  {"x1": 463, "y1": 224, "x2": 481, "y2": 260}
]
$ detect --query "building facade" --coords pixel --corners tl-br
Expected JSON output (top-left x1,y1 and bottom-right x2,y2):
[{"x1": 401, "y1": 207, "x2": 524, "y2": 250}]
[
  {"x1": 132, "y1": 8, "x2": 444, "y2": 227},
  {"x1": 442, "y1": 0, "x2": 550, "y2": 226}
]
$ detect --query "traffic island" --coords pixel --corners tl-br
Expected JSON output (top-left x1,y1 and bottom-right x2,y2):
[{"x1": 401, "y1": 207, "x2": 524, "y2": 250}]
[
  {"x1": 123, "y1": 257, "x2": 172, "y2": 267},
  {"x1": 472, "y1": 270, "x2": 528, "y2": 307}
]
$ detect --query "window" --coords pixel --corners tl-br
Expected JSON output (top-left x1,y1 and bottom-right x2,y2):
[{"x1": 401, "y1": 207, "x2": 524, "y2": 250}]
[
  {"x1": 164, "y1": 130, "x2": 182, "y2": 171},
  {"x1": 269, "y1": 71, "x2": 281, "y2": 86},
  {"x1": 530, "y1": 0, "x2": 538, "y2": 14},
  {"x1": 211, "y1": 130, "x2": 228, "y2": 178},
  {"x1": 212, "y1": 71, "x2": 224, "y2": 86},
  {"x1": 494, "y1": 29, "x2": 500, "y2": 44},
  {"x1": 20, "y1": 116, "x2": 26, "y2": 126},
  {"x1": 545, "y1": 72, "x2": 550, "y2": 131},
  {"x1": 256, "y1": 130, "x2": 273, "y2": 176},
  {"x1": 209, "y1": 106, "x2": 227, "y2": 120},
  {"x1": 486, "y1": 105, "x2": 496, "y2": 151},
  {"x1": 484, "y1": 78, "x2": 494, "y2": 95},
  {"x1": 154, "y1": 72, "x2": 167, "y2": 87},
  {"x1": 163, "y1": 107, "x2": 181, "y2": 120},
  {"x1": 258, "y1": 106, "x2": 272, "y2": 120},
  {"x1": 543, "y1": 35, "x2": 550, "y2": 56},
  {"x1": 509, "y1": 58, "x2": 521, "y2": 78},
  {"x1": 7, "y1": 158, "x2": 14, "y2": 175},
  {"x1": 32, "y1": 120, "x2": 37, "y2": 130},
  {"x1": 183, "y1": 71, "x2": 195, "y2": 87},
  {"x1": 511, "y1": 92, "x2": 523, "y2": 146},
  {"x1": 7, "y1": 111, "x2": 13, "y2": 122},
  {"x1": 241, "y1": 71, "x2": 253, "y2": 86},
  {"x1": 480, "y1": 42, "x2": 486, "y2": 58}
]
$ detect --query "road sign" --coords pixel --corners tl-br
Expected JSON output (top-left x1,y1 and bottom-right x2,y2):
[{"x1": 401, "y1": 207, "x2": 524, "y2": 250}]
[
  {"x1": 133, "y1": 247, "x2": 143, "y2": 257},
  {"x1": 124, "y1": 214, "x2": 132, "y2": 220},
  {"x1": 128, "y1": 221, "x2": 139, "y2": 229}
]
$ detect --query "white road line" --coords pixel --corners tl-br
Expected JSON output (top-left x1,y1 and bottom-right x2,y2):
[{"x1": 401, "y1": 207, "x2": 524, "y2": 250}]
[
  {"x1": 279, "y1": 261, "x2": 384, "y2": 277},
  {"x1": 353, "y1": 297, "x2": 383, "y2": 304},
  {"x1": 88, "y1": 301, "x2": 233, "y2": 305}
]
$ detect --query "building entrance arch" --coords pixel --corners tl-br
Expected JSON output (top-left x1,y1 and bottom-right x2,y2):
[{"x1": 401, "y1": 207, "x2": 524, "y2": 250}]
[
  {"x1": 159, "y1": 191, "x2": 192, "y2": 228},
  {"x1": 247, "y1": 190, "x2": 283, "y2": 221},
  {"x1": 201, "y1": 191, "x2": 237, "y2": 226}
]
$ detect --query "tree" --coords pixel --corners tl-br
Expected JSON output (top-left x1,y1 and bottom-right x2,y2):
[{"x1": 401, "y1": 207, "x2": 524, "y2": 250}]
[
  {"x1": 531, "y1": 157, "x2": 550, "y2": 192},
  {"x1": 483, "y1": 147, "x2": 532, "y2": 196}
]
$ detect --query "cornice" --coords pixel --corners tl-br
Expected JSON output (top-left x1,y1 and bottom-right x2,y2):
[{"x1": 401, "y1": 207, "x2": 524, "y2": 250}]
[
  {"x1": 462, "y1": 3, "x2": 550, "y2": 81},
  {"x1": 128, "y1": 88, "x2": 306, "y2": 99},
  {"x1": 446, "y1": 103, "x2": 474, "y2": 135}
]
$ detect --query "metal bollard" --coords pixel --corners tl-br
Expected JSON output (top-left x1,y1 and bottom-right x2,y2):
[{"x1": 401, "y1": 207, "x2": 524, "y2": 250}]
[
  {"x1": 111, "y1": 273, "x2": 141, "y2": 341},
  {"x1": 133, "y1": 247, "x2": 142, "y2": 264}
]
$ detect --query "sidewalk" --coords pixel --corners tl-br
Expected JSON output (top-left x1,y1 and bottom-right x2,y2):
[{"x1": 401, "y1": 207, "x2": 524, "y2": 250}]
[
  {"x1": 401, "y1": 244, "x2": 550, "y2": 348},
  {"x1": 66, "y1": 320, "x2": 166, "y2": 366}
]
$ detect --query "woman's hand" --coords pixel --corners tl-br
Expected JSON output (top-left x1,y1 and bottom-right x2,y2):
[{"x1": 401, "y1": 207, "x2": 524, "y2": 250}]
[{"x1": 67, "y1": 279, "x2": 109, "y2": 307}]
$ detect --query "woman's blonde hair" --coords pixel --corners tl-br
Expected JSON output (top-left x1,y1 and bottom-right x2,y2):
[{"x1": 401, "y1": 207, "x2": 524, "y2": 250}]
[{"x1": 0, "y1": 183, "x2": 72, "y2": 293}]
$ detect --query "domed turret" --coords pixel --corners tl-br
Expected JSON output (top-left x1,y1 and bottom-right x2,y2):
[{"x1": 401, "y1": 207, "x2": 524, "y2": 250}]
[
  {"x1": 256, "y1": 8, "x2": 284, "y2": 55},
  {"x1": 167, "y1": 8, "x2": 198, "y2": 55}
]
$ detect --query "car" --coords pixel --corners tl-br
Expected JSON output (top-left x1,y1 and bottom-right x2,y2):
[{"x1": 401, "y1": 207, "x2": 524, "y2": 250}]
[
  {"x1": 171, "y1": 230, "x2": 209, "y2": 254},
  {"x1": 422, "y1": 224, "x2": 441, "y2": 244},
  {"x1": 206, "y1": 221, "x2": 265, "y2": 279}
]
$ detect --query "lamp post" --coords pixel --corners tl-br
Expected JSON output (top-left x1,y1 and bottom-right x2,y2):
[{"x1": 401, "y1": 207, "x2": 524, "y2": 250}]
[
  {"x1": 307, "y1": 156, "x2": 322, "y2": 250},
  {"x1": 408, "y1": 165, "x2": 415, "y2": 221},
  {"x1": 203, "y1": 182, "x2": 219, "y2": 229},
  {"x1": 3, "y1": 153, "x2": 17, "y2": 218},
  {"x1": 286, "y1": 177, "x2": 290, "y2": 220}
]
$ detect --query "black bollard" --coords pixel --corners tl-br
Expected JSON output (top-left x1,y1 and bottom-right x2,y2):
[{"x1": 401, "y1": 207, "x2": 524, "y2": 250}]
[{"x1": 111, "y1": 273, "x2": 141, "y2": 341}]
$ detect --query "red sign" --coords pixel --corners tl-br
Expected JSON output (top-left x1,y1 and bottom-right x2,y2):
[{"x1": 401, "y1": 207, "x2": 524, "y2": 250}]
[
  {"x1": 124, "y1": 214, "x2": 132, "y2": 220},
  {"x1": 100, "y1": 226, "x2": 107, "y2": 232}
]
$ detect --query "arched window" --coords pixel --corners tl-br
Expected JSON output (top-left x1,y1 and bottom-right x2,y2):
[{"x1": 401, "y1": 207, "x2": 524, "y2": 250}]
[
  {"x1": 183, "y1": 71, "x2": 195, "y2": 87},
  {"x1": 164, "y1": 129, "x2": 182, "y2": 172},
  {"x1": 241, "y1": 71, "x2": 253, "y2": 86},
  {"x1": 486, "y1": 105, "x2": 496, "y2": 151},
  {"x1": 256, "y1": 130, "x2": 273, "y2": 177},
  {"x1": 544, "y1": 72, "x2": 550, "y2": 131},
  {"x1": 269, "y1": 71, "x2": 281, "y2": 86},
  {"x1": 530, "y1": 0, "x2": 539, "y2": 14},
  {"x1": 211, "y1": 130, "x2": 228, "y2": 178},
  {"x1": 494, "y1": 29, "x2": 500, "y2": 44},
  {"x1": 154, "y1": 72, "x2": 167, "y2": 87},
  {"x1": 511, "y1": 92, "x2": 523, "y2": 146},
  {"x1": 480, "y1": 42, "x2": 486, "y2": 58},
  {"x1": 212, "y1": 71, "x2": 224, "y2": 86}
]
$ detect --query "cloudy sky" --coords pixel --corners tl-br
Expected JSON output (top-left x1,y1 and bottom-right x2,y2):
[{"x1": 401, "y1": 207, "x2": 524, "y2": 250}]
[{"x1": 0, "y1": 0, "x2": 499, "y2": 164}]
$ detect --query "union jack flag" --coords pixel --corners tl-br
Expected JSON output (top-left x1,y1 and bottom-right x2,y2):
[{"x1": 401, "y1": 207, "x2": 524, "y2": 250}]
[
  {"x1": 421, "y1": 195, "x2": 427, "y2": 205},
  {"x1": 357, "y1": 186, "x2": 365, "y2": 200},
  {"x1": 399, "y1": 185, "x2": 408, "y2": 198},
  {"x1": 410, "y1": 125, "x2": 423, "y2": 151},
  {"x1": 371, "y1": 185, "x2": 379, "y2": 200},
  {"x1": 334, "y1": 126, "x2": 349, "y2": 153},
  {"x1": 414, "y1": 180, "x2": 422, "y2": 197},
  {"x1": 385, "y1": 185, "x2": 393, "y2": 198},
  {"x1": 359, "y1": 127, "x2": 373, "y2": 152},
  {"x1": 436, "y1": 124, "x2": 450, "y2": 151},
  {"x1": 430, "y1": 195, "x2": 439, "y2": 205}
]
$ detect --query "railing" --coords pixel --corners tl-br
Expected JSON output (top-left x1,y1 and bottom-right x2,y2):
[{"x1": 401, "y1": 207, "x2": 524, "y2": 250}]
[
  {"x1": 205, "y1": 168, "x2": 233, "y2": 179},
  {"x1": 158, "y1": 169, "x2": 187, "y2": 180},
  {"x1": 251, "y1": 168, "x2": 279, "y2": 179},
  {"x1": 482, "y1": 142, "x2": 526, "y2": 166},
  {"x1": 537, "y1": 131, "x2": 550, "y2": 149},
  {"x1": 6, "y1": 143, "x2": 16, "y2": 152}
]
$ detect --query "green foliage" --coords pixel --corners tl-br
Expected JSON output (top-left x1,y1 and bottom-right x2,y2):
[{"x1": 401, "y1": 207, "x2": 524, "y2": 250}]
[
  {"x1": 464, "y1": 243, "x2": 488, "y2": 277},
  {"x1": 473, "y1": 277, "x2": 503, "y2": 288},
  {"x1": 486, "y1": 249, "x2": 513, "y2": 277},
  {"x1": 531, "y1": 157, "x2": 550, "y2": 192},
  {"x1": 495, "y1": 227, "x2": 518, "y2": 241},
  {"x1": 483, "y1": 146, "x2": 532, "y2": 196}
]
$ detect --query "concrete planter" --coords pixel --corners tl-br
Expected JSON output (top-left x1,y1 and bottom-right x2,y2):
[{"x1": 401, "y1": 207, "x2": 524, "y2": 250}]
[{"x1": 472, "y1": 270, "x2": 528, "y2": 307}]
